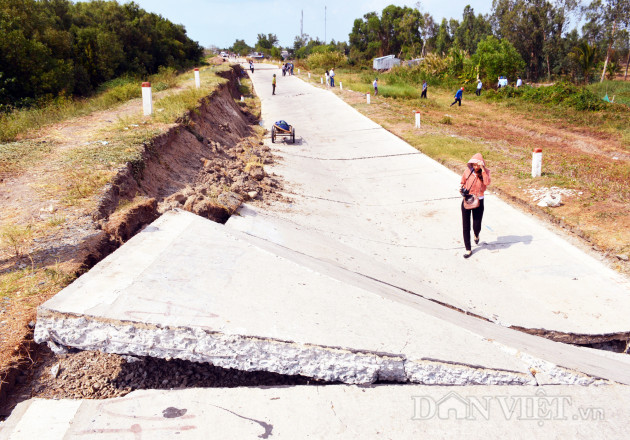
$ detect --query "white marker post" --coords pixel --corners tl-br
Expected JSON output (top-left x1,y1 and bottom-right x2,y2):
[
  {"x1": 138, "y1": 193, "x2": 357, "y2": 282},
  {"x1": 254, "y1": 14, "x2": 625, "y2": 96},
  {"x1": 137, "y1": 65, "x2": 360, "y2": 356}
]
[
  {"x1": 141, "y1": 82, "x2": 152, "y2": 116},
  {"x1": 308, "y1": 72, "x2": 311, "y2": 79},
  {"x1": 321, "y1": 77, "x2": 323, "y2": 84},
  {"x1": 532, "y1": 148, "x2": 542, "y2": 178},
  {"x1": 367, "y1": 93, "x2": 371, "y2": 104},
  {"x1": 340, "y1": 82, "x2": 343, "y2": 90},
  {"x1": 194, "y1": 68, "x2": 200, "y2": 89},
  {"x1": 298, "y1": 69, "x2": 300, "y2": 74},
  {"x1": 414, "y1": 111, "x2": 421, "y2": 128},
  {"x1": 240, "y1": 96, "x2": 244, "y2": 102}
]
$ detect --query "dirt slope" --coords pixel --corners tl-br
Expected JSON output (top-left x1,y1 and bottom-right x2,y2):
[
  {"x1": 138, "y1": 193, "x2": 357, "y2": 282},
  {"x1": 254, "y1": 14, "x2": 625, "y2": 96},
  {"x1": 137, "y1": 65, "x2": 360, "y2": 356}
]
[{"x1": 0, "y1": 65, "x2": 282, "y2": 413}]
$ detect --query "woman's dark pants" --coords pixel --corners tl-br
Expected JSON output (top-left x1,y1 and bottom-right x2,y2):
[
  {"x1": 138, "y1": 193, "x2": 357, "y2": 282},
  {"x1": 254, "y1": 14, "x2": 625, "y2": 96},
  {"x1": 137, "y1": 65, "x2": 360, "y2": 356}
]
[{"x1": 461, "y1": 198, "x2": 484, "y2": 251}]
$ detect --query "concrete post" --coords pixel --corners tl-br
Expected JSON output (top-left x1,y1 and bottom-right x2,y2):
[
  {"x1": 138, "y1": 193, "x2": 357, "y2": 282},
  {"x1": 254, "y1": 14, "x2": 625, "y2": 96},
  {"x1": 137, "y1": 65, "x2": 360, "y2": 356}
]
[
  {"x1": 141, "y1": 82, "x2": 152, "y2": 116},
  {"x1": 321, "y1": 77, "x2": 323, "y2": 84},
  {"x1": 532, "y1": 148, "x2": 542, "y2": 178},
  {"x1": 194, "y1": 68, "x2": 200, "y2": 89},
  {"x1": 308, "y1": 72, "x2": 311, "y2": 79},
  {"x1": 298, "y1": 69, "x2": 300, "y2": 74},
  {"x1": 340, "y1": 82, "x2": 343, "y2": 90},
  {"x1": 367, "y1": 93, "x2": 371, "y2": 104},
  {"x1": 414, "y1": 111, "x2": 421, "y2": 128},
  {"x1": 240, "y1": 96, "x2": 244, "y2": 102}
]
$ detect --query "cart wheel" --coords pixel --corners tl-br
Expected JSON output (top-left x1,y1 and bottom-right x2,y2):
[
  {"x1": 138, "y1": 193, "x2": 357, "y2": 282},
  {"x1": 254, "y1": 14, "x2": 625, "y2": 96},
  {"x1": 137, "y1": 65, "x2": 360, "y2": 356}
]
[
  {"x1": 291, "y1": 127, "x2": 295, "y2": 144},
  {"x1": 271, "y1": 126, "x2": 276, "y2": 143}
]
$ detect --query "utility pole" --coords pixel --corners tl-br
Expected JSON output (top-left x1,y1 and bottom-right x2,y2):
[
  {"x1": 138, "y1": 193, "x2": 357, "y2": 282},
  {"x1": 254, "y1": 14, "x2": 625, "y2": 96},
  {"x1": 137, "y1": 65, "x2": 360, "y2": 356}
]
[
  {"x1": 301, "y1": 10, "x2": 303, "y2": 38},
  {"x1": 324, "y1": 6, "x2": 327, "y2": 44}
]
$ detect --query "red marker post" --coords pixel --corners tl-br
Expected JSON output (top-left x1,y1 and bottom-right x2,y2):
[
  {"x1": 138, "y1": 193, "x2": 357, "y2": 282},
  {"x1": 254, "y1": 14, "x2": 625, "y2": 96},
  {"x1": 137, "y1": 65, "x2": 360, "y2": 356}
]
[
  {"x1": 532, "y1": 148, "x2": 542, "y2": 177},
  {"x1": 194, "y1": 68, "x2": 201, "y2": 89},
  {"x1": 141, "y1": 82, "x2": 152, "y2": 116}
]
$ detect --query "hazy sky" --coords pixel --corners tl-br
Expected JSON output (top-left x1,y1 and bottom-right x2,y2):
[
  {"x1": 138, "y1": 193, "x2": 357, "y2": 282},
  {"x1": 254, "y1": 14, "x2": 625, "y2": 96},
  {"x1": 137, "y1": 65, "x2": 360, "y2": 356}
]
[{"x1": 121, "y1": 0, "x2": 493, "y2": 49}]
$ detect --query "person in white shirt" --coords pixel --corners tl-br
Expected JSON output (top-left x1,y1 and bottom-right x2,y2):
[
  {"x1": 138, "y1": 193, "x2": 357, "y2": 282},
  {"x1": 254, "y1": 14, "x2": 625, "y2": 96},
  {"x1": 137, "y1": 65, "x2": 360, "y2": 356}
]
[
  {"x1": 516, "y1": 76, "x2": 523, "y2": 87},
  {"x1": 373, "y1": 78, "x2": 378, "y2": 95},
  {"x1": 476, "y1": 79, "x2": 482, "y2": 96},
  {"x1": 329, "y1": 68, "x2": 335, "y2": 87}
]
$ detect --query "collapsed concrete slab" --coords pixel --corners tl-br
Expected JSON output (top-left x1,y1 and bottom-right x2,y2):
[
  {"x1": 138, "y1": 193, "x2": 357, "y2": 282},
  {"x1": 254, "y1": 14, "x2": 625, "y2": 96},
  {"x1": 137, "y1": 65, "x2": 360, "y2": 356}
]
[
  {"x1": 243, "y1": 64, "x2": 630, "y2": 344},
  {"x1": 34, "y1": 210, "x2": 620, "y2": 386},
  {"x1": 3, "y1": 385, "x2": 630, "y2": 439}
]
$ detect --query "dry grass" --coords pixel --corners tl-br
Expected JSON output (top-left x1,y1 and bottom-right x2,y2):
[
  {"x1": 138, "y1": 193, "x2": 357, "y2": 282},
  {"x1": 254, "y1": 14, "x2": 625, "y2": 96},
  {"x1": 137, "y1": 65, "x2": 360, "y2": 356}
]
[
  {"x1": 0, "y1": 263, "x2": 75, "y2": 388},
  {"x1": 0, "y1": 141, "x2": 53, "y2": 178},
  {"x1": 0, "y1": 67, "x2": 182, "y2": 143}
]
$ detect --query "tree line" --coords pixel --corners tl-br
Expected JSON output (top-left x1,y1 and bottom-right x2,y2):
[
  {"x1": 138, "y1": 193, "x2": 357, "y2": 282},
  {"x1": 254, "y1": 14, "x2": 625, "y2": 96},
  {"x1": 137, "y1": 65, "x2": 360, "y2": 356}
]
[
  {"x1": 0, "y1": 0, "x2": 203, "y2": 109},
  {"x1": 229, "y1": 0, "x2": 630, "y2": 84}
]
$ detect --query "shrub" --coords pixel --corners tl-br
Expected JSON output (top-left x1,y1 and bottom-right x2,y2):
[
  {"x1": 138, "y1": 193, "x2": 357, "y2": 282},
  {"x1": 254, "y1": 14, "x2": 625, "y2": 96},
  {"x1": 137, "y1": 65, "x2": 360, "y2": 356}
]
[
  {"x1": 306, "y1": 51, "x2": 348, "y2": 70},
  {"x1": 485, "y1": 81, "x2": 603, "y2": 111}
]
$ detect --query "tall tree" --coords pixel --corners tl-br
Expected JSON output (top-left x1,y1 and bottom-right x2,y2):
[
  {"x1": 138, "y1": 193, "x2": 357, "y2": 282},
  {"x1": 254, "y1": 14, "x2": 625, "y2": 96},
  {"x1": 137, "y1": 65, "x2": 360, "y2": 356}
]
[
  {"x1": 453, "y1": 5, "x2": 493, "y2": 54},
  {"x1": 492, "y1": 0, "x2": 578, "y2": 81},
  {"x1": 434, "y1": 18, "x2": 453, "y2": 55},
  {"x1": 255, "y1": 33, "x2": 279, "y2": 53},
  {"x1": 348, "y1": 6, "x2": 424, "y2": 60},
  {"x1": 583, "y1": 0, "x2": 630, "y2": 82},
  {"x1": 230, "y1": 39, "x2": 251, "y2": 55}
]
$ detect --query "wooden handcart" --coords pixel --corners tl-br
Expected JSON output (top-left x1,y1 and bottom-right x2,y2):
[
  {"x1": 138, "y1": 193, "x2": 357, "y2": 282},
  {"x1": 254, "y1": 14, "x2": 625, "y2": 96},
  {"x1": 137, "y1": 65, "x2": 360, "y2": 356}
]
[{"x1": 271, "y1": 121, "x2": 295, "y2": 143}]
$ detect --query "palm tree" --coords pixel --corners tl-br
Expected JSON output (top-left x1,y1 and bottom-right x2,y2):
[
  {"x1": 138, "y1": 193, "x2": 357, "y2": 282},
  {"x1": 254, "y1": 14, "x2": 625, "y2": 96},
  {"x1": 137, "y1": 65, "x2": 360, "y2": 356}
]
[{"x1": 574, "y1": 42, "x2": 598, "y2": 84}]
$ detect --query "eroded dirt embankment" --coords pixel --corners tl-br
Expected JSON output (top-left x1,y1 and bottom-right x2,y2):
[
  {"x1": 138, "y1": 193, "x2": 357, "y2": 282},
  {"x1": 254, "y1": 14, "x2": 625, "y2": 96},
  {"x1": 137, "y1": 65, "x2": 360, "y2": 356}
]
[
  {"x1": 95, "y1": 66, "x2": 280, "y2": 247},
  {"x1": 1, "y1": 65, "x2": 285, "y2": 415}
]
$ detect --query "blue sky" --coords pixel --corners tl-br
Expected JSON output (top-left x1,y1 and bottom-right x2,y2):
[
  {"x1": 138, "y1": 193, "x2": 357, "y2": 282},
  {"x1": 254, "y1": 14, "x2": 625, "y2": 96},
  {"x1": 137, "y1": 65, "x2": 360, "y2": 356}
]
[{"x1": 121, "y1": 0, "x2": 493, "y2": 49}]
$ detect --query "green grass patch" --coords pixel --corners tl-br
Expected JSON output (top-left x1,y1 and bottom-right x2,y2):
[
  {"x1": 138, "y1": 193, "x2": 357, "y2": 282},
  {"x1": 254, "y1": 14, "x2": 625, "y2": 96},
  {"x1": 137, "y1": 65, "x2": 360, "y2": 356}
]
[
  {"x1": 153, "y1": 67, "x2": 227, "y2": 123},
  {"x1": 403, "y1": 133, "x2": 502, "y2": 165},
  {"x1": 0, "y1": 66, "x2": 187, "y2": 143},
  {"x1": 587, "y1": 80, "x2": 630, "y2": 107}
]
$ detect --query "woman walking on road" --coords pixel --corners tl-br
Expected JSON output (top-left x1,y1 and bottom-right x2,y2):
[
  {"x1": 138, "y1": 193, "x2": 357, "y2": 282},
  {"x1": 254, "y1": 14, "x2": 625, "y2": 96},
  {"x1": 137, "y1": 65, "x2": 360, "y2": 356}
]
[
  {"x1": 272, "y1": 74, "x2": 276, "y2": 95},
  {"x1": 460, "y1": 153, "x2": 491, "y2": 259}
]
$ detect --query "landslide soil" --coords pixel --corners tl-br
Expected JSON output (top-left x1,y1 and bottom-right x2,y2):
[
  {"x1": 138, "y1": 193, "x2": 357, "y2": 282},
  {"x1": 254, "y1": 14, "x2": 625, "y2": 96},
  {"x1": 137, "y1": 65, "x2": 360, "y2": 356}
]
[
  {"x1": 0, "y1": 65, "x2": 286, "y2": 417},
  {"x1": 4, "y1": 347, "x2": 324, "y2": 406}
]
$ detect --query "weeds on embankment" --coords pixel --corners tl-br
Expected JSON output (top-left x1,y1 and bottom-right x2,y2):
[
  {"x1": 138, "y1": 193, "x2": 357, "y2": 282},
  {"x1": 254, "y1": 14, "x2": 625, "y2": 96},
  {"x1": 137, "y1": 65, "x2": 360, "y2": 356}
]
[{"x1": 0, "y1": 66, "x2": 179, "y2": 143}]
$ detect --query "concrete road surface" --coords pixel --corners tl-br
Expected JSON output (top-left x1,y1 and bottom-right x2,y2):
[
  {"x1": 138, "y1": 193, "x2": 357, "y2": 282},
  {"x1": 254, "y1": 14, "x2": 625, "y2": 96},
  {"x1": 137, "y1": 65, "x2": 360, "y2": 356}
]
[
  {"x1": 233, "y1": 63, "x2": 630, "y2": 342},
  {"x1": 3, "y1": 385, "x2": 630, "y2": 439}
]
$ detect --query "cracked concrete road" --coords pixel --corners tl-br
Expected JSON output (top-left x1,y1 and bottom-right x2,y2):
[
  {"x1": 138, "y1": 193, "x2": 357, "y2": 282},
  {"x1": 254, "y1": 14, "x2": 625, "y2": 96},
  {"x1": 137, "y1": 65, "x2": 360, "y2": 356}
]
[
  {"x1": 7, "y1": 63, "x2": 630, "y2": 437},
  {"x1": 30, "y1": 64, "x2": 630, "y2": 387},
  {"x1": 231, "y1": 63, "x2": 630, "y2": 341}
]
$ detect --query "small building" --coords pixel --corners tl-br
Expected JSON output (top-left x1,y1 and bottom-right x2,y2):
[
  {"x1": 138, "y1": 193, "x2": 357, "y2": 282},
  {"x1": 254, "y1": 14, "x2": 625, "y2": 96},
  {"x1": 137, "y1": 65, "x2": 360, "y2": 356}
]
[{"x1": 373, "y1": 55, "x2": 400, "y2": 70}]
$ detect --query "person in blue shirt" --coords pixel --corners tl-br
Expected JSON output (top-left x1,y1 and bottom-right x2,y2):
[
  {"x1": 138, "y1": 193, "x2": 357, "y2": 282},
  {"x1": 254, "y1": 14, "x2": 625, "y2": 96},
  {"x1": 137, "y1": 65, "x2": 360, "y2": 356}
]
[{"x1": 450, "y1": 87, "x2": 464, "y2": 106}]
